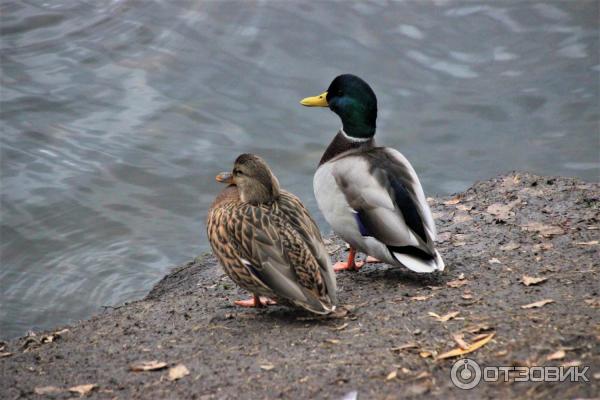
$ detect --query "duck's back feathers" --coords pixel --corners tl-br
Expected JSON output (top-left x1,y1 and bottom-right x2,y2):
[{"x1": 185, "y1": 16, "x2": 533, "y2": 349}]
[
  {"x1": 207, "y1": 190, "x2": 336, "y2": 313},
  {"x1": 328, "y1": 147, "x2": 443, "y2": 272},
  {"x1": 277, "y1": 192, "x2": 337, "y2": 304}
]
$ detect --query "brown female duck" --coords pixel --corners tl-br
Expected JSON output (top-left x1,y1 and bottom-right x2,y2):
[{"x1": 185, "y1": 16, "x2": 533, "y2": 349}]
[{"x1": 207, "y1": 154, "x2": 336, "y2": 314}]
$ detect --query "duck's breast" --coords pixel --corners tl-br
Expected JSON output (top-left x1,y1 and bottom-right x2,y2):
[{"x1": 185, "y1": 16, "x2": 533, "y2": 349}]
[{"x1": 313, "y1": 162, "x2": 363, "y2": 248}]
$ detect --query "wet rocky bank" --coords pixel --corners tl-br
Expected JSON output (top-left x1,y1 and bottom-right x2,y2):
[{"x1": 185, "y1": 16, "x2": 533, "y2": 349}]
[{"x1": 1, "y1": 172, "x2": 598, "y2": 399}]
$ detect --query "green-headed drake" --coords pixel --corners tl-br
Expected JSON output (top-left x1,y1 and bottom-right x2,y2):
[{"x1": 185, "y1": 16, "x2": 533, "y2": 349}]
[
  {"x1": 207, "y1": 153, "x2": 337, "y2": 314},
  {"x1": 300, "y1": 74, "x2": 444, "y2": 273}
]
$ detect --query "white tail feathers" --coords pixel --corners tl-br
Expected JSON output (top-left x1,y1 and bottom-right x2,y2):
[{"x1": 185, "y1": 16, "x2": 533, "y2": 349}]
[{"x1": 392, "y1": 250, "x2": 445, "y2": 273}]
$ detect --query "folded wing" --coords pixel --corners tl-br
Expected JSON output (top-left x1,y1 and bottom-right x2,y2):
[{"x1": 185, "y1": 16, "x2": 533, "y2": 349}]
[
  {"x1": 228, "y1": 205, "x2": 336, "y2": 313},
  {"x1": 332, "y1": 148, "x2": 444, "y2": 272}
]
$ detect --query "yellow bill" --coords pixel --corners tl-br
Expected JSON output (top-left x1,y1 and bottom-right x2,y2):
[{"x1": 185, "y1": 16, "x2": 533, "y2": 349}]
[{"x1": 300, "y1": 91, "x2": 328, "y2": 107}]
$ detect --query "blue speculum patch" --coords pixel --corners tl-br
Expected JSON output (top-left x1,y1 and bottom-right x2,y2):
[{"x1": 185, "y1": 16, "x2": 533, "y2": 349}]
[{"x1": 353, "y1": 210, "x2": 371, "y2": 237}]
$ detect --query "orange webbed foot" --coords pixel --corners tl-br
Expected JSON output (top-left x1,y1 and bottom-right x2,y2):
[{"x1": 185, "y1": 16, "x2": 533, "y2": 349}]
[
  {"x1": 333, "y1": 247, "x2": 364, "y2": 272},
  {"x1": 234, "y1": 295, "x2": 277, "y2": 308},
  {"x1": 333, "y1": 260, "x2": 365, "y2": 272}
]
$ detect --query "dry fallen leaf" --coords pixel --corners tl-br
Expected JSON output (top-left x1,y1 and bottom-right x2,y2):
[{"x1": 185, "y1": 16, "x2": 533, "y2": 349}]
[
  {"x1": 561, "y1": 360, "x2": 582, "y2": 368},
  {"x1": 521, "y1": 222, "x2": 564, "y2": 237},
  {"x1": 575, "y1": 240, "x2": 599, "y2": 246},
  {"x1": 386, "y1": 370, "x2": 397, "y2": 381},
  {"x1": 419, "y1": 351, "x2": 432, "y2": 358},
  {"x1": 341, "y1": 302, "x2": 369, "y2": 312},
  {"x1": 0, "y1": 352, "x2": 12, "y2": 358},
  {"x1": 452, "y1": 333, "x2": 470, "y2": 350},
  {"x1": 465, "y1": 324, "x2": 493, "y2": 334},
  {"x1": 453, "y1": 213, "x2": 473, "y2": 223},
  {"x1": 461, "y1": 294, "x2": 473, "y2": 300},
  {"x1": 391, "y1": 342, "x2": 419, "y2": 352},
  {"x1": 447, "y1": 279, "x2": 468, "y2": 288},
  {"x1": 325, "y1": 339, "x2": 341, "y2": 345},
  {"x1": 521, "y1": 275, "x2": 548, "y2": 286},
  {"x1": 34, "y1": 386, "x2": 63, "y2": 395},
  {"x1": 168, "y1": 364, "x2": 190, "y2": 381},
  {"x1": 428, "y1": 311, "x2": 460, "y2": 322},
  {"x1": 458, "y1": 273, "x2": 465, "y2": 280},
  {"x1": 409, "y1": 295, "x2": 433, "y2": 301},
  {"x1": 41, "y1": 335, "x2": 54, "y2": 344},
  {"x1": 130, "y1": 360, "x2": 168, "y2": 372},
  {"x1": 521, "y1": 299, "x2": 554, "y2": 309},
  {"x1": 40, "y1": 329, "x2": 70, "y2": 344},
  {"x1": 330, "y1": 308, "x2": 349, "y2": 319},
  {"x1": 584, "y1": 298, "x2": 600, "y2": 308},
  {"x1": 432, "y1": 211, "x2": 444, "y2": 220},
  {"x1": 444, "y1": 196, "x2": 462, "y2": 205},
  {"x1": 436, "y1": 232, "x2": 452, "y2": 242},
  {"x1": 453, "y1": 233, "x2": 470, "y2": 242},
  {"x1": 260, "y1": 363, "x2": 275, "y2": 371},
  {"x1": 500, "y1": 242, "x2": 521, "y2": 251},
  {"x1": 471, "y1": 333, "x2": 492, "y2": 342},
  {"x1": 68, "y1": 384, "x2": 97, "y2": 396},
  {"x1": 546, "y1": 350, "x2": 566, "y2": 361},
  {"x1": 456, "y1": 204, "x2": 473, "y2": 211},
  {"x1": 487, "y1": 203, "x2": 515, "y2": 220},
  {"x1": 436, "y1": 333, "x2": 495, "y2": 360},
  {"x1": 332, "y1": 323, "x2": 349, "y2": 331},
  {"x1": 488, "y1": 258, "x2": 502, "y2": 264},
  {"x1": 415, "y1": 371, "x2": 431, "y2": 379},
  {"x1": 532, "y1": 243, "x2": 554, "y2": 252}
]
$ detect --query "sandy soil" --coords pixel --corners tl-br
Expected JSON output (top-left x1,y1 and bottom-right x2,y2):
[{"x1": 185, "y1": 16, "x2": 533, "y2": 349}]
[{"x1": 1, "y1": 172, "x2": 598, "y2": 399}]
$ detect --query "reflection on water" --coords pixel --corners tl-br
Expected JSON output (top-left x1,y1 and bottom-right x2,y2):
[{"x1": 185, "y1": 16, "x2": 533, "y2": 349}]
[{"x1": 1, "y1": 0, "x2": 598, "y2": 339}]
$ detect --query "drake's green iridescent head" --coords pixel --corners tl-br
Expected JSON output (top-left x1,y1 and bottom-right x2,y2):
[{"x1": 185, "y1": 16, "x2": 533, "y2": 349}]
[{"x1": 301, "y1": 74, "x2": 377, "y2": 139}]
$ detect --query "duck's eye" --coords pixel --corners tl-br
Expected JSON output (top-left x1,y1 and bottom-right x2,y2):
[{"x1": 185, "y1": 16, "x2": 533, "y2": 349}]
[
  {"x1": 233, "y1": 169, "x2": 243, "y2": 176},
  {"x1": 337, "y1": 90, "x2": 343, "y2": 96}
]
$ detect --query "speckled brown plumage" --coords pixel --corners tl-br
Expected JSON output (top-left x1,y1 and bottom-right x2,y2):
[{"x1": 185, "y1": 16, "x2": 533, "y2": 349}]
[{"x1": 207, "y1": 155, "x2": 336, "y2": 314}]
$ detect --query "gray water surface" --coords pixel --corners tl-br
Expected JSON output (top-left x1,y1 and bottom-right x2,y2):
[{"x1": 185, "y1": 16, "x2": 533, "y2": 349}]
[{"x1": 1, "y1": 0, "x2": 598, "y2": 339}]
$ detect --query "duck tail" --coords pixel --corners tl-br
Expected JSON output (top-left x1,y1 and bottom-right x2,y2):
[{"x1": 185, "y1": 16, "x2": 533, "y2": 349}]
[
  {"x1": 292, "y1": 294, "x2": 337, "y2": 315},
  {"x1": 305, "y1": 302, "x2": 336, "y2": 315},
  {"x1": 392, "y1": 249, "x2": 445, "y2": 273}
]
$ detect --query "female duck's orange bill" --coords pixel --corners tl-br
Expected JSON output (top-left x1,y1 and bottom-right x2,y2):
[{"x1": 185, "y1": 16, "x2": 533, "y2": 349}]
[{"x1": 215, "y1": 172, "x2": 233, "y2": 184}]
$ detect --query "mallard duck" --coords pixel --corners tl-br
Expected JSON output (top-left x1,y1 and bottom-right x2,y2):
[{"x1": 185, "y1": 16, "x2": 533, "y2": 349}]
[
  {"x1": 300, "y1": 74, "x2": 444, "y2": 273},
  {"x1": 207, "y1": 153, "x2": 337, "y2": 314}
]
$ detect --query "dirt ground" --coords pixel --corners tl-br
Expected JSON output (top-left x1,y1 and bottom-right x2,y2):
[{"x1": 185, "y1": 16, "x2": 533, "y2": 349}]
[{"x1": 1, "y1": 172, "x2": 598, "y2": 399}]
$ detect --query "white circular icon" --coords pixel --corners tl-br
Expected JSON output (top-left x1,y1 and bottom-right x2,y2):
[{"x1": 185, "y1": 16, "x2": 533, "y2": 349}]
[{"x1": 450, "y1": 358, "x2": 482, "y2": 389}]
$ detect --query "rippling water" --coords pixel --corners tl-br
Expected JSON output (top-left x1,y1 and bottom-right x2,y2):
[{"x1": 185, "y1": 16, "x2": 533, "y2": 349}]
[{"x1": 1, "y1": 0, "x2": 598, "y2": 339}]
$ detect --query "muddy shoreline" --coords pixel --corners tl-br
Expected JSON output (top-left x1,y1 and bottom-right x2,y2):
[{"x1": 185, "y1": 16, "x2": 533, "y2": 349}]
[{"x1": 1, "y1": 172, "x2": 598, "y2": 399}]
